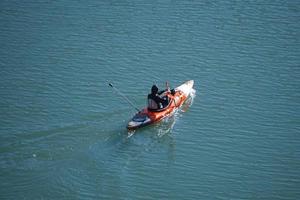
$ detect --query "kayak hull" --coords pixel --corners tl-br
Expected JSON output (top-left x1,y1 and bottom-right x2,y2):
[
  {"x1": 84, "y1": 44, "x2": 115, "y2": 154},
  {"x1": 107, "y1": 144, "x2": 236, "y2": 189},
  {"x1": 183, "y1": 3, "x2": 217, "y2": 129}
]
[{"x1": 127, "y1": 80, "x2": 194, "y2": 130}]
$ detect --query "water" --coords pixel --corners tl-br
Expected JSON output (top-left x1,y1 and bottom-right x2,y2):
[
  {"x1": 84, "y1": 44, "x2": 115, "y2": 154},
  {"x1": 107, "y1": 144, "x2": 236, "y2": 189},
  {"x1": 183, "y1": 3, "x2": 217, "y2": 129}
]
[{"x1": 1, "y1": 1, "x2": 299, "y2": 199}]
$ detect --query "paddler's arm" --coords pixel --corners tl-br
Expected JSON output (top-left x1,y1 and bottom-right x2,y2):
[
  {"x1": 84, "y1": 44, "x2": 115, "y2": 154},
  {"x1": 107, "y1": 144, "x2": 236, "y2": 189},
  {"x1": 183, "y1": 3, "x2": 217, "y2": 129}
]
[{"x1": 158, "y1": 89, "x2": 167, "y2": 95}]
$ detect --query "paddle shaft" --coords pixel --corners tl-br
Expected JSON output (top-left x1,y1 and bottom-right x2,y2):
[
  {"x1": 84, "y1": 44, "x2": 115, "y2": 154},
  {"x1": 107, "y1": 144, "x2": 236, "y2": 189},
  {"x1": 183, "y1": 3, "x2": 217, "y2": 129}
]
[{"x1": 108, "y1": 83, "x2": 140, "y2": 112}]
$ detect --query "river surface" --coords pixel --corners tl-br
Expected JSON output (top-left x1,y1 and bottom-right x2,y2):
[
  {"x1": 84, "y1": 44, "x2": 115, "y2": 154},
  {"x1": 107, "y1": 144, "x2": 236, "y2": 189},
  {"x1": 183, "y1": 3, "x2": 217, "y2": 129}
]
[{"x1": 0, "y1": 1, "x2": 300, "y2": 199}]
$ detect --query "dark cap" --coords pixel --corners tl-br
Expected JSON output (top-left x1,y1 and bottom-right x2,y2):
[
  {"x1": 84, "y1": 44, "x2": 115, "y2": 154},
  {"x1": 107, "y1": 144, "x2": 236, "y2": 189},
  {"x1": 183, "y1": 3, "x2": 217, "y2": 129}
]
[{"x1": 151, "y1": 85, "x2": 158, "y2": 94}]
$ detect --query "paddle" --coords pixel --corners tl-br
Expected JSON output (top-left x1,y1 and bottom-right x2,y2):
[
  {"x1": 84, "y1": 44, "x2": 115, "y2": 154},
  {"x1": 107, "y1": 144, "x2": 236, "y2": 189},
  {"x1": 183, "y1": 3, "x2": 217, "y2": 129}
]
[
  {"x1": 108, "y1": 83, "x2": 140, "y2": 112},
  {"x1": 166, "y1": 81, "x2": 170, "y2": 92}
]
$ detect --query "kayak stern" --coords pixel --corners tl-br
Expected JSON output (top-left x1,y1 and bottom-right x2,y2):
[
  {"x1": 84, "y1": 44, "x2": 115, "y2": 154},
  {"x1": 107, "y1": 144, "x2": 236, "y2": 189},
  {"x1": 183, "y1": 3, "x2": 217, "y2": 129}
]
[{"x1": 127, "y1": 112, "x2": 151, "y2": 129}]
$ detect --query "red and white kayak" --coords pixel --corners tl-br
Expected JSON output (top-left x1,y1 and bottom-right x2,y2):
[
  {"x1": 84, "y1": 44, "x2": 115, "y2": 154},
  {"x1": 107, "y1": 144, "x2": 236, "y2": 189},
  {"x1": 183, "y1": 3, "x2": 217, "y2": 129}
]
[{"x1": 127, "y1": 80, "x2": 194, "y2": 130}]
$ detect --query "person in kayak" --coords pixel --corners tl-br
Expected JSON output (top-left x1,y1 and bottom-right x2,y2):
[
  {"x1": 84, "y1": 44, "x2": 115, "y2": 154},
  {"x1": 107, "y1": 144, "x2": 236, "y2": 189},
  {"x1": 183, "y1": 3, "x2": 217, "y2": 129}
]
[{"x1": 147, "y1": 85, "x2": 169, "y2": 111}]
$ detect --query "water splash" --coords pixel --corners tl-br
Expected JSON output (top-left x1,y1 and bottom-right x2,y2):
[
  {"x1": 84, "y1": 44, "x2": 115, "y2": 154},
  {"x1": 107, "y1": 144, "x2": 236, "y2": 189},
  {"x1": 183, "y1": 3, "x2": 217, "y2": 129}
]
[
  {"x1": 127, "y1": 130, "x2": 135, "y2": 138},
  {"x1": 156, "y1": 88, "x2": 196, "y2": 137},
  {"x1": 157, "y1": 115, "x2": 177, "y2": 137}
]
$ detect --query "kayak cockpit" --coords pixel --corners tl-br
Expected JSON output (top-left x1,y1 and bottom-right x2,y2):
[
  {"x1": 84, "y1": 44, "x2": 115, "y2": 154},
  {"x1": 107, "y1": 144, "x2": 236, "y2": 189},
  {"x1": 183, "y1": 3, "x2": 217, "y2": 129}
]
[{"x1": 147, "y1": 97, "x2": 172, "y2": 112}]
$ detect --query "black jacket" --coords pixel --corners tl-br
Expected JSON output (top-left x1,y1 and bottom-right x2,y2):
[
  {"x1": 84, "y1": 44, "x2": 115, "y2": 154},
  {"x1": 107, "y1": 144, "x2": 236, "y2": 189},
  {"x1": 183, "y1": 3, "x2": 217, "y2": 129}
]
[{"x1": 147, "y1": 89, "x2": 168, "y2": 110}]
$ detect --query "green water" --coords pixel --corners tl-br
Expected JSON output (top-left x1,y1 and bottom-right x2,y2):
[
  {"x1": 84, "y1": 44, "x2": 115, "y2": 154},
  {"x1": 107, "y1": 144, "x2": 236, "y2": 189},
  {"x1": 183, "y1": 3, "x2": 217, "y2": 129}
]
[{"x1": 0, "y1": 1, "x2": 299, "y2": 199}]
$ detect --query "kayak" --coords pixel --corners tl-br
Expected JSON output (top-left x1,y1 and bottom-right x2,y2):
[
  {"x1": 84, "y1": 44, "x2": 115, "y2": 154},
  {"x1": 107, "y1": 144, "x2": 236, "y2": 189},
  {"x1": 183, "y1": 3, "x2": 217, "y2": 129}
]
[{"x1": 127, "y1": 80, "x2": 194, "y2": 130}]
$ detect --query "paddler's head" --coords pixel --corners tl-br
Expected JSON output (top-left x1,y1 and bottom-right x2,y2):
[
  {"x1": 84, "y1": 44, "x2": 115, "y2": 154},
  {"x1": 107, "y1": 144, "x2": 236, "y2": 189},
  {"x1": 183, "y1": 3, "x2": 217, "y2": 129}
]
[{"x1": 151, "y1": 85, "x2": 158, "y2": 94}]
